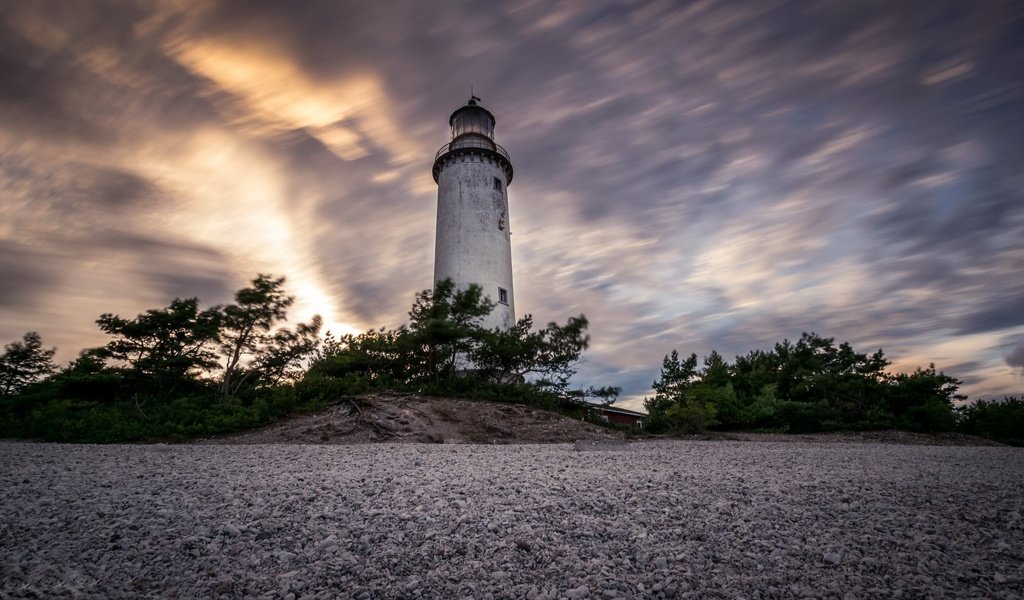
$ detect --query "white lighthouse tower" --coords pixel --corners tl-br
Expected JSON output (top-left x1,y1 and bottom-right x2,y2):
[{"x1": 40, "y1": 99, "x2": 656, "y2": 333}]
[{"x1": 432, "y1": 96, "x2": 515, "y2": 330}]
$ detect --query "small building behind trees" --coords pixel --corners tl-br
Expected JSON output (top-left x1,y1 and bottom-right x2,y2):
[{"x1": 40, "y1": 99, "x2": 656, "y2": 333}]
[{"x1": 593, "y1": 404, "x2": 646, "y2": 428}]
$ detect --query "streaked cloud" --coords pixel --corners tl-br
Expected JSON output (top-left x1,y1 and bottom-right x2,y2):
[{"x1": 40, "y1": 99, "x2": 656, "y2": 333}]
[{"x1": 0, "y1": 0, "x2": 1021, "y2": 411}]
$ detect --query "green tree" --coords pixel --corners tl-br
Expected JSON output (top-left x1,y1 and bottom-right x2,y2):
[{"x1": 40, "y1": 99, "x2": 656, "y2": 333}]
[
  {"x1": 701, "y1": 350, "x2": 731, "y2": 388},
  {"x1": 306, "y1": 282, "x2": 593, "y2": 403},
  {"x1": 645, "y1": 350, "x2": 699, "y2": 416},
  {"x1": 251, "y1": 315, "x2": 323, "y2": 386},
  {"x1": 0, "y1": 332, "x2": 57, "y2": 396},
  {"x1": 218, "y1": 275, "x2": 295, "y2": 399},
  {"x1": 532, "y1": 315, "x2": 590, "y2": 393},
  {"x1": 310, "y1": 327, "x2": 408, "y2": 386},
  {"x1": 885, "y1": 364, "x2": 962, "y2": 431},
  {"x1": 644, "y1": 350, "x2": 718, "y2": 433},
  {"x1": 472, "y1": 314, "x2": 590, "y2": 392},
  {"x1": 405, "y1": 279, "x2": 493, "y2": 386},
  {"x1": 958, "y1": 396, "x2": 1024, "y2": 446},
  {"x1": 95, "y1": 298, "x2": 221, "y2": 397}
]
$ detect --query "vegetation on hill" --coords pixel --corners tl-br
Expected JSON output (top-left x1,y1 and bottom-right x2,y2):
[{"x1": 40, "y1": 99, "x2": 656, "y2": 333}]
[
  {"x1": 0, "y1": 274, "x2": 1020, "y2": 445},
  {"x1": 0, "y1": 276, "x2": 605, "y2": 443},
  {"x1": 304, "y1": 279, "x2": 609, "y2": 409}
]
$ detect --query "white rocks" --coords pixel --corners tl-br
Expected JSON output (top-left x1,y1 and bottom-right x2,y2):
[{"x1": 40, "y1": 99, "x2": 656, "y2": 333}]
[{"x1": 0, "y1": 441, "x2": 1022, "y2": 599}]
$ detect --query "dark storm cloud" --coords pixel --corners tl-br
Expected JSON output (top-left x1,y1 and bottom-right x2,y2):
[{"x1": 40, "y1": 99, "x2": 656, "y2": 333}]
[{"x1": 89, "y1": 233, "x2": 235, "y2": 302}]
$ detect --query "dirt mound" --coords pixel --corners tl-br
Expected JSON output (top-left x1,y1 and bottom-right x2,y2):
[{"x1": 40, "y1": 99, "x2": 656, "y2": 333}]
[{"x1": 201, "y1": 394, "x2": 626, "y2": 445}]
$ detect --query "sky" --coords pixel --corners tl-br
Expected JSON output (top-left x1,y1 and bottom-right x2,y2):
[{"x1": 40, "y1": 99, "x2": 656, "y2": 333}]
[{"x1": 1, "y1": 0, "x2": 1022, "y2": 411}]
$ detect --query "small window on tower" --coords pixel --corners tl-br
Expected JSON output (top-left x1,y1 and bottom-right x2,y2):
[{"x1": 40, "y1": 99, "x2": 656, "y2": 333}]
[
  {"x1": 494, "y1": 177, "x2": 503, "y2": 192},
  {"x1": 498, "y1": 287, "x2": 508, "y2": 305}
]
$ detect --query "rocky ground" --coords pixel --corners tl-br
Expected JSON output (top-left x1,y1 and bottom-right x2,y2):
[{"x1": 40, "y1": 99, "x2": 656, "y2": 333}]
[{"x1": 1, "y1": 440, "x2": 1021, "y2": 599}]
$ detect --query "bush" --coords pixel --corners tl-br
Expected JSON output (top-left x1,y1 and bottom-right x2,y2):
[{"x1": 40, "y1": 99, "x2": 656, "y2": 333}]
[{"x1": 958, "y1": 397, "x2": 1024, "y2": 446}]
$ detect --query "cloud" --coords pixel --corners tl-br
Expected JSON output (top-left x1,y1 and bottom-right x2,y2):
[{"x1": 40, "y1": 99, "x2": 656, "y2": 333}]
[
  {"x1": 1006, "y1": 346, "x2": 1024, "y2": 374},
  {"x1": 0, "y1": 0, "x2": 1022, "y2": 400},
  {"x1": 0, "y1": 241, "x2": 59, "y2": 308}
]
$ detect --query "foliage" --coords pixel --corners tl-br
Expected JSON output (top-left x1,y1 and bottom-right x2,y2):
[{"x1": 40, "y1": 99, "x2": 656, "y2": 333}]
[
  {"x1": 309, "y1": 328, "x2": 408, "y2": 387},
  {"x1": 250, "y1": 315, "x2": 323, "y2": 387},
  {"x1": 0, "y1": 274, "x2": 325, "y2": 442},
  {"x1": 470, "y1": 314, "x2": 590, "y2": 393},
  {"x1": 0, "y1": 385, "x2": 326, "y2": 443},
  {"x1": 644, "y1": 332, "x2": 965, "y2": 435},
  {"x1": 307, "y1": 279, "x2": 594, "y2": 406},
  {"x1": 643, "y1": 350, "x2": 715, "y2": 433},
  {"x1": 957, "y1": 396, "x2": 1024, "y2": 446},
  {"x1": 0, "y1": 275, "x2": 603, "y2": 444},
  {"x1": 95, "y1": 298, "x2": 221, "y2": 398},
  {"x1": 0, "y1": 332, "x2": 56, "y2": 396},
  {"x1": 404, "y1": 279, "x2": 494, "y2": 386},
  {"x1": 584, "y1": 385, "x2": 621, "y2": 406},
  {"x1": 217, "y1": 274, "x2": 297, "y2": 399},
  {"x1": 10, "y1": 275, "x2": 1003, "y2": 445}
]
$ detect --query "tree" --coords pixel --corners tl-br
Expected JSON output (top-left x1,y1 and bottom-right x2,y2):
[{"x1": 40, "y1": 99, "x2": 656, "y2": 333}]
[
  {"x1": 701, "y1": 350, "x2": 731, "y2": 388},
  {"x1": 310, "y1": 327, "x2": 408, "y2": 385},
  {"x1": 405, "y1": 279, "x2": 493, "y2": 385},
  {"x1": 471, "y1": 314, "x2": 590, "y2": 392},
  {"x1": 644, "y1": 350, "x2": 717, "y2": 433},
  {"x1": 885, "y1": 364, "x2": 962, "y2": 431},
  {"x1": 251, "y1": 315, "x2": 323, "y2": 386},
  {"x1": 0, "y1": 332, "x2": 57, "y2": 396},
  {"x1": 469, "y1": 315, "x2": 545, "y2": 383},
  {"x1": 305, "y1": 281, "x2": 594, "y2": 402},
  {"x1": 532, "y1": 316, "x2": 590, "y2": 393},
  {"x1": 217, "y1": 275, "x2": 295, "y2": 399},
  {"x1": 958, "y1": 396, "x2": 1024, "y2": 446},
  {"x1": 645, "y1": 350, "x2": 699, "y2": 415},
  {"x1": 96, "y1": 298, "x2": 221, "y2": 396}
]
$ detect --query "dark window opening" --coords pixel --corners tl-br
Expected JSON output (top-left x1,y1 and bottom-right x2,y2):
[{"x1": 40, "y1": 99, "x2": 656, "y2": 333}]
[
  {"x1": 498, "y1": 287, "x2": 508, "y2": 305},
  {"x1": 494, "y1": 177, "x2": 503, "y2": 191}
]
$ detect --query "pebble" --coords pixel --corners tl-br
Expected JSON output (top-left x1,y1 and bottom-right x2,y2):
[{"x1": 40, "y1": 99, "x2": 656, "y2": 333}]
[{"x1": 0, "y1": 441, "x2": 1020, "y2": 599}]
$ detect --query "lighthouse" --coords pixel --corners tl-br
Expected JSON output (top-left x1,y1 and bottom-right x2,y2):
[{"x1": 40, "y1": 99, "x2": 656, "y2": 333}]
[{"x1": 432, "y1": 96, "x2": 515, "y2": 330}]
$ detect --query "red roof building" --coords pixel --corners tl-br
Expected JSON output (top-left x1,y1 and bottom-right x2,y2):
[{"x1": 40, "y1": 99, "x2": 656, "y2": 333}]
[{"x1": 592, "y1": 404, "x2": 647, "y2": 428}]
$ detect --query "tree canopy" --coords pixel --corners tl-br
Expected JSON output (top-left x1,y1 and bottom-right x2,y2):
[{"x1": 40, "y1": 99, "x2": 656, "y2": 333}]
[
  {"x1": 645, "y1": 332, "x2": 966, "y2": 434},
  {"x1": 0, "y1": 332, "x2": 56, "y2": 396}
]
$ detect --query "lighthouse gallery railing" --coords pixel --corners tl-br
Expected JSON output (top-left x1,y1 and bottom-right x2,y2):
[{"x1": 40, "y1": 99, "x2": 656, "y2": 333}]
[{"x1": 434, "y1": 139, "x2": 512, "y2": 164}]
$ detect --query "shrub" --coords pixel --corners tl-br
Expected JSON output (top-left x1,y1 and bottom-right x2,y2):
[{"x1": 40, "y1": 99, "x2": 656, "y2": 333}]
[{"x1": 958, "y1": 397, "x2": 1024, "y2": 446}]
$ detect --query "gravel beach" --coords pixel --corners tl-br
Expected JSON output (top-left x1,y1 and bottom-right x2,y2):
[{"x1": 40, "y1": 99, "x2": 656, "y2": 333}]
[{"x1": 1, "y1": 440, "x2": 1021, "y2": 599}]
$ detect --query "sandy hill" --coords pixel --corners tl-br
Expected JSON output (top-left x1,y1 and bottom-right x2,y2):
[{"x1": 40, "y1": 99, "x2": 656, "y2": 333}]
[{"x1": 202, "y1": 394, "x2": 626, "y2": 445}]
